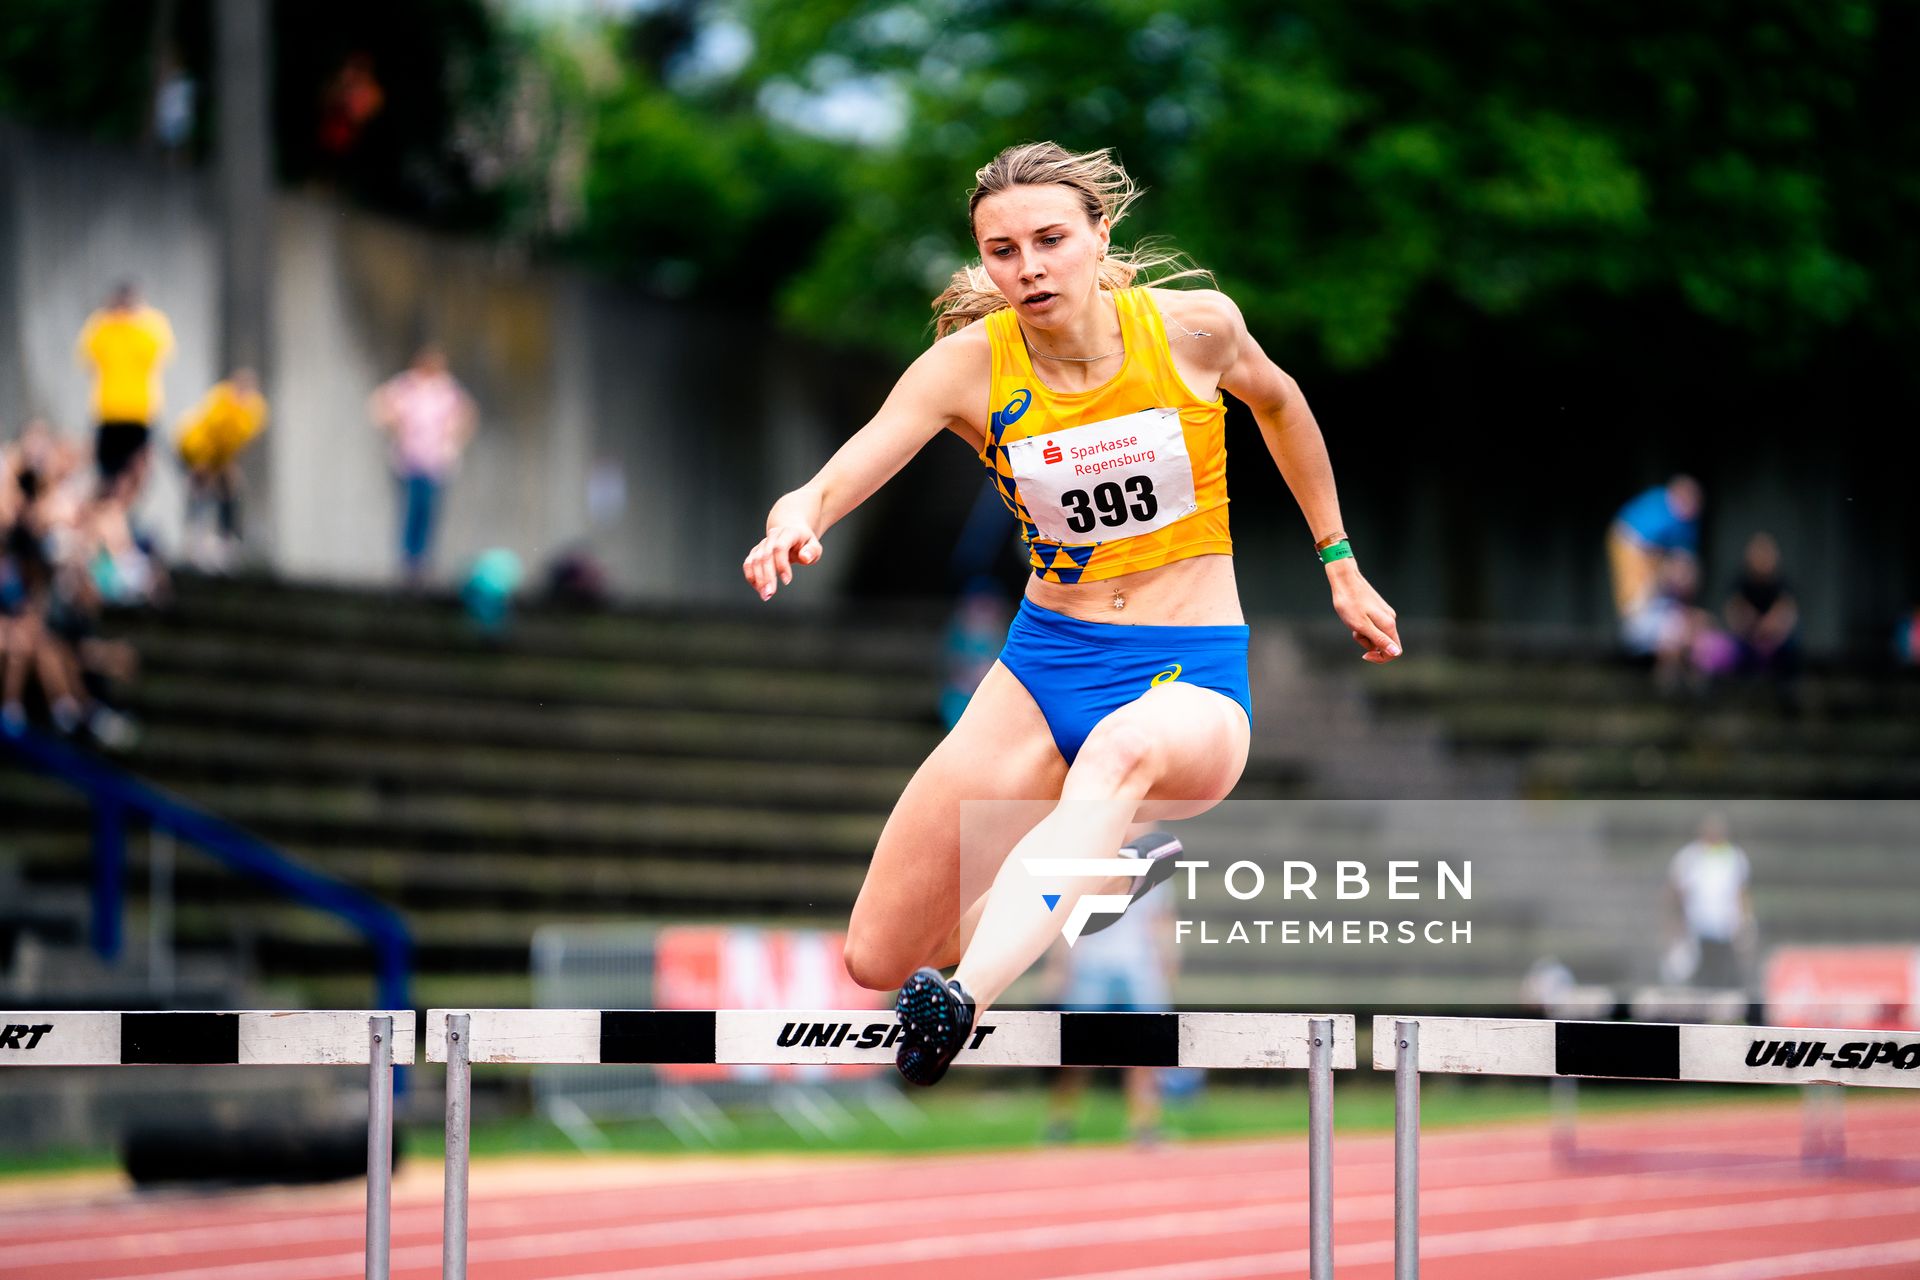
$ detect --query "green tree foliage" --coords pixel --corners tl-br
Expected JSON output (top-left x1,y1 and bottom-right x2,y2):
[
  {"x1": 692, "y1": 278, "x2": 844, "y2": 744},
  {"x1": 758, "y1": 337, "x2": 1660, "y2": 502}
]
[
  {"x1": 733, "y1": 0, "x2": 1912, "y2": 379},
  {"x1": 573, "y1": 9, "x2": 847, "y2": 300}
]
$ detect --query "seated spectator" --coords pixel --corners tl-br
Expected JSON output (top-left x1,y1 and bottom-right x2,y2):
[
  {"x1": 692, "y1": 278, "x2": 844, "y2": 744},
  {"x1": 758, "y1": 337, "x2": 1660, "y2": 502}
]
[
  {"x1": 1, "y1": 422, "x2": 143, "y2": 747},
  {"x1": 175, "y1": 368, "x2": 268, "y2": 573},
  {"x1": 1608, "y1": 475, "x2": 1703, "y2": 629},
  {"x1": 1724, "y1": 532, "x2": 1799, "y2": 687},
  {"x1": 1623, "y1": 553, "x2": 1734, "y2": 694}
]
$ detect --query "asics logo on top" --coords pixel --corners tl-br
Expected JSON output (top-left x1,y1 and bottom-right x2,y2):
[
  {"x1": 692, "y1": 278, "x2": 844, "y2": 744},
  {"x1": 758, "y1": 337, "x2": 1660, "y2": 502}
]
[
  {"x1": 1151, "y1": 663, "x2": 1183, "y2": 687},
  {"x1": 994, "y1": 388, "x2": 1032, "y2": 429},
  {"x1": 1021, "y1": 856, "x2": 1154, "y2": 946}
]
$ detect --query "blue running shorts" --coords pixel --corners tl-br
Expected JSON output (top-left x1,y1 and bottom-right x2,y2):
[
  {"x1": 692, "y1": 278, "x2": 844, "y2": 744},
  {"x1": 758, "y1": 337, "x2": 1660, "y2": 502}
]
[{"x1": 997, "y1": 597, "x2": 1252, "y2": 765}]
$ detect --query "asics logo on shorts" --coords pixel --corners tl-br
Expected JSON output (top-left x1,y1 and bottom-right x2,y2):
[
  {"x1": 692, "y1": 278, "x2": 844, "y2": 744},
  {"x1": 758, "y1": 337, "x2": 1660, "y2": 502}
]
[{"x1": 1151, "y1": 663, "x2": 1183, "y2": 687}]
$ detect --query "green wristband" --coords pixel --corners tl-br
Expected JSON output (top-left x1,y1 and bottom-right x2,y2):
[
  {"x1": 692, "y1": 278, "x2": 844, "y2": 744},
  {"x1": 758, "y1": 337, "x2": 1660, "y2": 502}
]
[{"x1": 1317, "y1": 538, "x2": 1354, "y2": 565}]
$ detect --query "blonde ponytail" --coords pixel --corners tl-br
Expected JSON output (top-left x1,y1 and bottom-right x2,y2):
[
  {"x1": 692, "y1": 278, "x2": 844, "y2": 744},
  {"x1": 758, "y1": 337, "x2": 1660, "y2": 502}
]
[{"x1": 931, "y1": 142, "x2": 1212, "y2": 340}]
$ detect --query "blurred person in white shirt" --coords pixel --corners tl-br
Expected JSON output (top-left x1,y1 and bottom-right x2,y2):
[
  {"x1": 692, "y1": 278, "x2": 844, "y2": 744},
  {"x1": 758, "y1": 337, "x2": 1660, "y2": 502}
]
[{"x1": 1664, "y1": 812, "x2": 1755, "y2": 990}]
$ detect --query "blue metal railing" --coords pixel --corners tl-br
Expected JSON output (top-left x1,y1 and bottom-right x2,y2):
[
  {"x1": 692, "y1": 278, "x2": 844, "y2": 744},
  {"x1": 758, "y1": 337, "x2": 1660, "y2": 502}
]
[{"x1": 1, "y1": 725, "x2": 412, "y2": 1018}]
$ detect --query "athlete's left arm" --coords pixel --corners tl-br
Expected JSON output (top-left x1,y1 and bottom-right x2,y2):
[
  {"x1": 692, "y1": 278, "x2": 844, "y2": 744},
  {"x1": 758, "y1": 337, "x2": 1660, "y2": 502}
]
[{"x1": 1206, "y1": 291, "x2": 1403, "y2": 664}]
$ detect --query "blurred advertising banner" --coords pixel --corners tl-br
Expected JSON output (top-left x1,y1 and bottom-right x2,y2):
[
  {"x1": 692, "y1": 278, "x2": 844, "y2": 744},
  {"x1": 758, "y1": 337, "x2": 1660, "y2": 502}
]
[
  {"x1": 1767, "y1": 946, "x2": 1920, "y2": 1030},
  {"x1": 653, "y1": 926, "x2": 883, "y2": 1082}
]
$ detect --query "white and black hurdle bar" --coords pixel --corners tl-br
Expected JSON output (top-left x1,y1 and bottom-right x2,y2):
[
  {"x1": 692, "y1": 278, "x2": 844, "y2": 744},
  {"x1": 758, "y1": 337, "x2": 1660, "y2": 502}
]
[
  {"x1": 0, "y1": 1009, "x2": 415, "y2": 1278},
  {"x1": 1374, "y1": 1014, "x2": 1920, "y2": 1280},
  {"x1": 431, "y1": 1009, "x2": 1355, "y2": 1280}
]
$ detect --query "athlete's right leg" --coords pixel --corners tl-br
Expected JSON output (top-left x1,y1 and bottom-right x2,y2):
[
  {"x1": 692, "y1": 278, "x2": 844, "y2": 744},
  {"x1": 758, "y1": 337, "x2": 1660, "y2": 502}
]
[{"x1": 843, "y1": 661, "x2": 1068, "y2": 992}]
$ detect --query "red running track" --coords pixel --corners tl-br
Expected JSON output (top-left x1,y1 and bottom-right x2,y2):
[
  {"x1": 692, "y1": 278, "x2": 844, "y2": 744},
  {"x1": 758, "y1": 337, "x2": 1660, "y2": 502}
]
[{"x1": 4, "y1": 1095, "x2": 1919, "y2": 1280}]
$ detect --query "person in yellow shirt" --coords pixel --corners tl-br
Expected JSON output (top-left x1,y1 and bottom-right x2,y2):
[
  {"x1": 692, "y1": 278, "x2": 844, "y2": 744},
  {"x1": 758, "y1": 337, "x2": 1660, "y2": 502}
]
[
  {"x1": 174, "y1": 369, "x2": 267, "y2": 572},
  {"x1": 75, "y1": 282, "x2": 175, "y2": 491}
]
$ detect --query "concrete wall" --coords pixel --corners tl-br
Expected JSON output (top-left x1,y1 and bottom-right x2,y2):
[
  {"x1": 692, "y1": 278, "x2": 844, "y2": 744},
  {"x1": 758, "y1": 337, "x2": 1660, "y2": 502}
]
[{"x1": 0, "y1": 127, "x2": 884, "y2": 604}]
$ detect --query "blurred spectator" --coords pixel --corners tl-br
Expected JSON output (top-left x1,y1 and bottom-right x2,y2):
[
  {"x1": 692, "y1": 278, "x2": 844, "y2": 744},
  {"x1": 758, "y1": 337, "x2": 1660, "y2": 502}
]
[
  {"x1": 370, "y1": 345, "x2": 476, "y2": 588},
  {"x1": 545, "y1": 545, "x2": 611, "y2": 609},
  {"x1": 75, "y1": 282, "x2": 175, "y2": 495},
  {"x1": 1898, "y1": 605, "x2": 1920, "y2": 668},
  {"x1": 1621, "y1": 553, "x2": 1734, "y2": 692},
  {"x1": 1041, "y1": 880, "x2": 1181, "y2": 1147},
  {"x1": 940, "y1": 577, "x2": 1012, "y2": 729},
  {"x1": 462, "y1": 548, "x2": 522, "y2": 637},
  {"x1": 149, "y1": 50, "x2": 196, "y2": 155},
  {"x1": 1724, "y1": 531, "x2": 1800, "y2": 694},
  {"x1": 1663, "y1": 812, "x2": 1755, "y2": 991},
  {"x1": 1, "y1": 422, "x2": 141, "y2": 747},
  {"x1": 174, "y1": 369, "x2": 268, "y2": 573},
  {"x1": 318, "y1": 53, "x2": 385, "y2": 163},
  {"x1": 1608, "y1": 475, "x2": 1702, "y2": 627}
]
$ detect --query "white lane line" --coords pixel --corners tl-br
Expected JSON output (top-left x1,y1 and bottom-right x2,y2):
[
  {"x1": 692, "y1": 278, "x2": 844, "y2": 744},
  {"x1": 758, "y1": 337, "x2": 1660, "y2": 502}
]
[
  {"x1": 34, "y1": 1119, "x2": 1898, "y2": 1276},
  {"x1": 1038, "y1": 1187, "x2": 1920, "y2": 1280},
  {"x1": 14, "y1": 1101, "x2": 1920, "y2": 1239},
  {"x1": 22, "y1": 1130, "x2": 1811, "y2": 1271},
  {"x1": 1601, "y1": 1237, "x2": 1920, "y2": 1280},
  {"x1": 32, "y1": 1106, "x2": 1920, "y2": 1273}
]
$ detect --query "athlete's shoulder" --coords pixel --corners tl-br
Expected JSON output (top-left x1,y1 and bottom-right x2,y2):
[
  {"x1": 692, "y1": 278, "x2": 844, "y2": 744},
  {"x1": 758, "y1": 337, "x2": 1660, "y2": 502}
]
[
  {"x1": 922, "y1": 317, "x2": 992, "y2": 382},
  {"x1": 1147, "y1": 287, "x2": 1244, "y2": 372},
  {"x1": 895, "y1": 317, "x2": 992, "y2": 432}
]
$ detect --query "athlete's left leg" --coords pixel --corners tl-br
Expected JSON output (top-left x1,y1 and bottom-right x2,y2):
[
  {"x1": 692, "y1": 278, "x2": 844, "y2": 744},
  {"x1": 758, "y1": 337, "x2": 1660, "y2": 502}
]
[{"x1": 951, "y1": 681, "x2": 1250, "y2": 1011}]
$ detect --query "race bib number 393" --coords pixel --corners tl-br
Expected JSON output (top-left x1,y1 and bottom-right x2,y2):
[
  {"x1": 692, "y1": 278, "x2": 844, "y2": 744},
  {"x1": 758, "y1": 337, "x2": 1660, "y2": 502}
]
[{"x1": 1004, "y1": 407, "x2": 1198, "y2": 545}]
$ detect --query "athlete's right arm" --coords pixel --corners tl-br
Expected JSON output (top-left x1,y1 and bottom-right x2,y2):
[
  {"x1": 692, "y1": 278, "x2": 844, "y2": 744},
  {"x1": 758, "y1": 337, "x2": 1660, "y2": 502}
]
[{"x1": 744, "y1": 330, "x2": 986, "y2": 600}]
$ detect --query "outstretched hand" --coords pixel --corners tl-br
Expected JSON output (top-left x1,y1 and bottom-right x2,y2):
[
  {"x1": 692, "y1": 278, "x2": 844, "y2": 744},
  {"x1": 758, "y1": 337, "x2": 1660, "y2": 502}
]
[
  {"x1": 1328, "y1": 562, "x2": 1402, "y2": 663},
  {"x1": 742, "y1": 524, "x2": 823, "y2": 600}
]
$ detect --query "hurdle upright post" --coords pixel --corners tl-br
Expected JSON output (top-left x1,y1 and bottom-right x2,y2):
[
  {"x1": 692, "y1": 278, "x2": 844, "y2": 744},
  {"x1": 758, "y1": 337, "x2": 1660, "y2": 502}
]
[
  {"x1": 1308, "y1": 1016, "x2": 1333, "y2": 1280},
  {"x1": 1393, "y1": 1019, "x2": 1419, "y2": 1280},
  {"x1": 367, "y1": 1014, "x2": 394, "y2": 1280},
  {"x1": 444, "y1": 1012, "x2": 471, "y2": 1280}
]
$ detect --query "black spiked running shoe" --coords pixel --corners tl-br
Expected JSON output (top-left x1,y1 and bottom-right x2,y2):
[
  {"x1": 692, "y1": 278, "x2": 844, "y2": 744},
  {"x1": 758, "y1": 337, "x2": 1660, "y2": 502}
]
[
  {"x1": 1075, "y1": 830, "x2": 1184, "y2": 938},
  {"x1": 894, "y1": 967, "x2": 977, "y2": 1087}
]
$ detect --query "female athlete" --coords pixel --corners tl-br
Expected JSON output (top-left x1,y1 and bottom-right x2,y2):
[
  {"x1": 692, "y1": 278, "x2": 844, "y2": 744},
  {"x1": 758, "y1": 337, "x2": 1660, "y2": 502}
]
[{"x1": 742, "y1": 142, "x2": 1402, "y2": 1086}]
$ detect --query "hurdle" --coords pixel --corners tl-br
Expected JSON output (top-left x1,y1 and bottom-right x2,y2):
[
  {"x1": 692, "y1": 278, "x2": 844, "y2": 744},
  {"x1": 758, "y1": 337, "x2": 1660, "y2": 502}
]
[
  {"x1": 0, "y1": 1009, "x2": 415, "y2": 1278},
  {"x1": 1375, "y1": 1014, "x2": 1920, "y2": 1279},
  {"x1": 431, "y1": 1008, "x2": 1355, "y2": 1280}
]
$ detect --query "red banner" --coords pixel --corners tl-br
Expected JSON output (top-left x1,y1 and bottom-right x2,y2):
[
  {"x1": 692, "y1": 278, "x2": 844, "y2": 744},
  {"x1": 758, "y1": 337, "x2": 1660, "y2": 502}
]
[{"x1": 653, "y1": 926, "x2": 884, "y2": 1081}]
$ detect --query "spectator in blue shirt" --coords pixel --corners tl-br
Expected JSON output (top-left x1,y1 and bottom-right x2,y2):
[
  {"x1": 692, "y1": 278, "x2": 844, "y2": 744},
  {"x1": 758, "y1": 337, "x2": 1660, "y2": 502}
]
[{"x1": 1608, "y1": 475, "x2": 1702, "y2": 626}]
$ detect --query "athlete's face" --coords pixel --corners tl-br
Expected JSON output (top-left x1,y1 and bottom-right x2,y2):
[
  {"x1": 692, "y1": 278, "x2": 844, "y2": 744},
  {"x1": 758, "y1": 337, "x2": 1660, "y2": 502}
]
[{"x1": 973, "y1": 184, "x2": 1111, "y2": 328}]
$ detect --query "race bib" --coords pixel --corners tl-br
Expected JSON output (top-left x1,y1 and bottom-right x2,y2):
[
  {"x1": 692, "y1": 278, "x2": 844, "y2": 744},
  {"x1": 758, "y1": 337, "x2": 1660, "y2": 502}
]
[{"x1": 1004, "y1": 407, "x2": 1198, "y2": 545}]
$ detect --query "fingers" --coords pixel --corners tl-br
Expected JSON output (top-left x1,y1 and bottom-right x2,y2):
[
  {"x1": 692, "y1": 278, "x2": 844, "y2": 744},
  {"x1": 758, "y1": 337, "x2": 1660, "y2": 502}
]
[
  {"x1": 1350, "y1": 613, "x2": 1403, "y2": 663},
  {"x1": 742, "y1": 527, "x2": 820, "y2": 600}
]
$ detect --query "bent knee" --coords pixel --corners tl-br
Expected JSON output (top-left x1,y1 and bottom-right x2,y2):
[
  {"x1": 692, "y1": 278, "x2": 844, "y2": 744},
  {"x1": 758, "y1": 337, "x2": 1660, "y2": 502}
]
[
  {"x1": 1073, "y1": 719, "x2": 1160, "y2": 788},
  {"x1": 842, "y1": 932, "x2": 918, "y2": 993}
]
